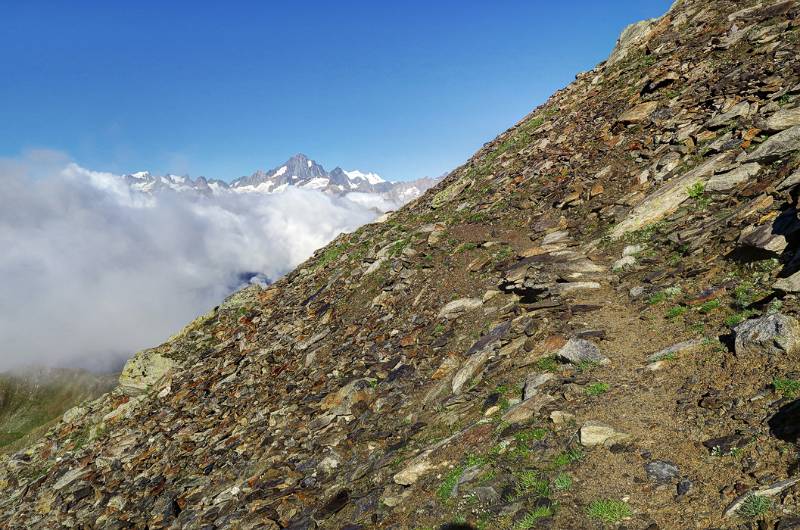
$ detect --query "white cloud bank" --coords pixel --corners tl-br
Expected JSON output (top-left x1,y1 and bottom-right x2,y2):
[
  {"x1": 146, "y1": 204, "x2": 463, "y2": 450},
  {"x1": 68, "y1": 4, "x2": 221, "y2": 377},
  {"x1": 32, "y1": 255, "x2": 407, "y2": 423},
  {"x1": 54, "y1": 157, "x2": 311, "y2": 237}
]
[{"x1": 0, "y1": 150, "x2": 377, "y2": 372}]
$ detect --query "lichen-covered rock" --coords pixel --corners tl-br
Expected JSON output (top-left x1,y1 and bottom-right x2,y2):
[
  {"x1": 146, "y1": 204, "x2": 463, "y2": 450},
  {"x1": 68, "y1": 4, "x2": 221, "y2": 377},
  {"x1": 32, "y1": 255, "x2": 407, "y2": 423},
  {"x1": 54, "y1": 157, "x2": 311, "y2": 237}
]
[
  {"x1": 118, "y1": 348, "x2": 178, "y2": 396},
  {"x1": 734, "y1": 314, "x2": 800, "y2": 357}
]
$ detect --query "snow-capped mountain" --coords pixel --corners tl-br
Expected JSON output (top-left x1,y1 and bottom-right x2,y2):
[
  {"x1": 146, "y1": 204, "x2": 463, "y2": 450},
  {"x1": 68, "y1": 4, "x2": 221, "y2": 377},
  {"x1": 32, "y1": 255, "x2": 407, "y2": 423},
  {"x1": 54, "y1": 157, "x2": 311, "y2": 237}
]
[
  {"x1": 230, "y1": 153, "x2": 402, "y2": 195},
  {"x1": 119, "y1": 153, "x2": 440, "y2": 210}
]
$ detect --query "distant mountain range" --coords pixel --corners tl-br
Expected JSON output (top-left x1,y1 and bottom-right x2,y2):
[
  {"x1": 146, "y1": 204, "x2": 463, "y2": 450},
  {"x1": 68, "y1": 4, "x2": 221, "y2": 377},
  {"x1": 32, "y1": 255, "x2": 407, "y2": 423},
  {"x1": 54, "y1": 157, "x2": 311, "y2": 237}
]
[{"x1": 122, "y1": 153, "x2": 441, "y2": 210}]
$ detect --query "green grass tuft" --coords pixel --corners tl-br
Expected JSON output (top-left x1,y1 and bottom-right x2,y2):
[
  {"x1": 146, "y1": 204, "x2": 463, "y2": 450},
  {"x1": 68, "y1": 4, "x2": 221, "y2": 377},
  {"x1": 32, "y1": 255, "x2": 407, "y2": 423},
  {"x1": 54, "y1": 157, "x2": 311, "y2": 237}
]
[
  {"x1": 737, "y1": 495, "x2": 772, "y2": 518},
  {"x1": 587, "y1": 499, "x2": 632, "y2": 523},
  {"x1": 774, "y1": 378, "x2": 800, "y2": 398},
  {"x1": 585, "y1": 382, "x2": 609, "y2": 396}
]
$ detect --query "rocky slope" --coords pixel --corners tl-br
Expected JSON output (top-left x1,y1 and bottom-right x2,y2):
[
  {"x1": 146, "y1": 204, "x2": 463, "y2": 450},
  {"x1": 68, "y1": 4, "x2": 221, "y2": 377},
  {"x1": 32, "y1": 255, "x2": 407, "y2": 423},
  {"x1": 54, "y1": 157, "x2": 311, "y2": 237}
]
[{"x1": 3, "y1": 0, "x2": 800, "y2": 528}]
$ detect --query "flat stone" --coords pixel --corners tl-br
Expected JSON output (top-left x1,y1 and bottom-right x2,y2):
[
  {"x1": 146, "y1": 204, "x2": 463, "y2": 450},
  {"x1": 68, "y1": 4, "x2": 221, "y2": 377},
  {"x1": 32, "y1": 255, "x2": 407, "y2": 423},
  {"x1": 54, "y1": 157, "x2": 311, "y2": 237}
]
[
  {"x1": 645, "y1": 460, "x2": 680, "y2": 483},
  {"x1": 724, "y1": 478, "x2": 800, "y2": 517},
  {"x1": 502, "y1": 393, "x2": 556, "y2": 424},
  {"x1": 745, "y1": 125, "x2": 800, "y2": 161},
  {"x1": 735, "y1": 314, "x2": 800, "y2": 356},
  {"x1": 579, "y1": 421, "x2": 631, "y2": 447},
  {"x1": 777, "y1": 169, "x2": 800, "y2": 191},
  {"x1": 550, "y1": 410, "x2": 575, "y2": 427},
  {"x1": 764, "y1": 106, "x2": 800, "y2": 132},
  {"x1": 706, "y1": 163, "x2": 762, "y2": 191},
  {"x1": 738, "y1": 215, "x2": 799, "y2": 254},
  {"x1": 612, "y1": 255, "x2": 636, "y2": 271},
  {"x1": 437, "y1": 298, "x2": 483, "y2": 320},
  {"x1": 618, "y1": 101, "x2": 659, "y2": 124},
  {"x1": 610, "y1": 152, "x2": 734, "y2": 238},
  {"x1": 542, "y1": 230, "x2": 570, "y2": 245},
  {"x1": 53, "y1": 467, "x2": 90, "y2": 491},
  {"x1": 774, "y1": 271, "x2": 800, "y2": 293},
  {"x1": 555, "y1": 338, "x2": 610, "y2": 366},
  {"x1": 646, "y1": 339, "x2": 704, "y2": 362},
  {"x1": 523, "y1": 373, "x2": 555, "y2": 400},
  {"x1": 706, "y1": 101, "x2": 750, "y2": 128},
  {"x1": 393, "y1": 452, "x2": 435, "y2": 486}
]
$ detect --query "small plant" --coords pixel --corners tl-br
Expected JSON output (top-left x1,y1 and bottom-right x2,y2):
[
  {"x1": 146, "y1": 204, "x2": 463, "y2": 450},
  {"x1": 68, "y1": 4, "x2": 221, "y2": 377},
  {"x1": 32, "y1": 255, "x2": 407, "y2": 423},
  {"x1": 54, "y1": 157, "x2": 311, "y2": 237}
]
[
  {"x1": 433, "y1": 323, "x2": 446, "y2": 335},
  {"x1": 767, "y1": 299, "x2": 783, "y2": 315},
  {"x1": 554, "y1": 472, "x2": 572, "y2": 491},
  {"x1": 774, "y1": 378, "x2": 800, "y2": 398},
  {"x1": 587, "y1": 499, "x2": 632, "y2": 523},
  {"x1": 734, "y1": 282, "x2": 755, "y2": 309},
  {"x1": 687, "y1": 182, "x2": 710, "y2": 209},
  {"x1": 648, "y1": 286, "x2": 682, "y2": 305},
  {"x1": 513, "y1": 470, "x2": 550, "y2": 498},
  {"x1": 698, "y1": 299, "x2": 721, "y2": 314},
  {"x1": 437, "y1": 466, "x2": 465, "y2": 501},
  {"x1": 736, "y1": 494, "x2": 772, "y2": 518},
  {"x1": 585, "y1": 382, "x2": 610, "y2": 396},
  {"x1": 648, "y1": 291, "x2": 667, "y2": 305},
  {"x1": 515, "y1": 427, "x2": 548, "y2": 444},
  {"x1": 552, "y1": 448, "x2": 584, "y2": 468},
  {"x1": 316, "y1": 243, "x2": 347, "y2": 268},
  {"x1": 513, "y1": 505, "x2": 555, "y2": 529},
  {"x1": 458, "y1": 242, "x2": 478, "y2": 252},
  {"x1": 494, "y1": 245, "x2": 514, "y2": 261},
  {"x1": 725, "y1": 310, "x2": 757, "y2": 327},
  {"x1": 536, "y1": 356, "x2": 559, "y2": 372},
  {"x1": 665, "y1": 305, "x2": 687, "y2": 319}
]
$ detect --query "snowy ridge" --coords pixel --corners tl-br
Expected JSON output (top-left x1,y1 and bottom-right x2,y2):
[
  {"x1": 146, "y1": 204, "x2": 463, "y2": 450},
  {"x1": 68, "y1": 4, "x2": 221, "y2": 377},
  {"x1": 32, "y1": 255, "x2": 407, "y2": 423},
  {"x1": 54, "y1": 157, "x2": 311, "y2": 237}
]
[{"x1": 117, "y1": 153, "x2": 441, "y2": 212}]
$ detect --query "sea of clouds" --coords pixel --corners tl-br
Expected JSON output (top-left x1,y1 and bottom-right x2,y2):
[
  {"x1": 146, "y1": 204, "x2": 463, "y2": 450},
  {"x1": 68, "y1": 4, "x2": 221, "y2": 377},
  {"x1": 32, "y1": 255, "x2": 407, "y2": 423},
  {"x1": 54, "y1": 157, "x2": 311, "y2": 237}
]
[{"x1": 0, "y1": 150, "x2": 377, "y2": 372}]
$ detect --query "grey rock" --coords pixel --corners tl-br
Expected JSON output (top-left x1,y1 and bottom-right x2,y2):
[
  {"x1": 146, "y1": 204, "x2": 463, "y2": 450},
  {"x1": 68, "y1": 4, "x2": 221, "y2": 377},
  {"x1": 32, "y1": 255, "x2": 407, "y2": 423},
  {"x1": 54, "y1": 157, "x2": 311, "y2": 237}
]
[
  {"x1": 677, "y1": 478, "x2": 693, "y2": 497},
  {"x1": 472, "y1": 486, "x2": 500, "y2": 503},
  {"x1": 745, "y1": 125, "x2": 800, "y2": 161},
  {"x1": 610, "y1": 152, "x2": 734, "y2": 238},
  {"x1": 437, "y1": 298, "x2": 483, "y2": 320},
  {"x1": 612, "y1": 255, "x2": 636, "y2": 271},
  {"x1": 778, "y1": 169, "x2": 800, "y2": 191},
  {"x1": 629, "y1": 286, "x2": 645, "y2": 298},
  {"x1": 774, "y1": 271, "x2": 800, "y2": 293},
  {"x1": 764, "y1": 106, "x2": 800, "y2": 132},
  {"x1": 734, "y1": 314, "x2": 800, "y2": 356},
  {"x1": 645, "y1": 460, "x2": 680, "y2": 483},
  {"x1": 618, "y1": 101, "x2": 659, "y2": 124},
  {"x1": 706, "y1": 101, "x2": 750, "y2": 128},
  {"x1": 706, "y1": 163, "x2": 762, "y2": 191},
  {"x1": 523, "y1": 373, "x2": 555, "y2": 400},
  {"x1": 646, "y1": 339, "x2": 703, "y2": 362},
  {"x1": 579, "y1": 421, "x2": 631, "y2": 447},
  {"x1": 555, "y1": 338, "x2": 610, "y2": 366},
  {"x1": 724, "y1": 477, "x2": 800, "y2": 517}
]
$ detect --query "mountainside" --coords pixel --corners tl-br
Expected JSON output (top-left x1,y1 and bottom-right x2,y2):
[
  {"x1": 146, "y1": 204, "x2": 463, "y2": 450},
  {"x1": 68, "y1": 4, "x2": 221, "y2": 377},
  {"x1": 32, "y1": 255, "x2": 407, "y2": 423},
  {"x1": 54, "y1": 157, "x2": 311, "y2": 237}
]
[
  {"x1": 123, "y1": 153, "x2": 440, "y2": 210},
  {"x1": 3, "y1": 0, "x2": 800, "y2": 528},
  {"x1": 0, "y1": 369, "x2": 116, "y2": 453}
]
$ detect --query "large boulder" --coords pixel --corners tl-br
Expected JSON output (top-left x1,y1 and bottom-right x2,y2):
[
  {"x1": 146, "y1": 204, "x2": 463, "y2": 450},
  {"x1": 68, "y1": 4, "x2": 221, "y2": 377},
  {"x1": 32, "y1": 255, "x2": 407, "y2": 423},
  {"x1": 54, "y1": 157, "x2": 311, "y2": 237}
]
[
  {"x1": 734, "y1": 314, "x2": 800, "y2": 356},
  {"x1": 119, "y1": 348, "x2": 178, "y2": 396}
]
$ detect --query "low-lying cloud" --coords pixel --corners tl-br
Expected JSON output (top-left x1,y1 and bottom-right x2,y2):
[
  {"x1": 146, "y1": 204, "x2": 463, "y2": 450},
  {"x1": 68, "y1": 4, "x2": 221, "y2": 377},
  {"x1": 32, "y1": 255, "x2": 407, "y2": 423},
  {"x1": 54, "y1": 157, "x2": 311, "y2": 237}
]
[{"x1": 0, "y1": 150, "x2": 376, "y2": 372}]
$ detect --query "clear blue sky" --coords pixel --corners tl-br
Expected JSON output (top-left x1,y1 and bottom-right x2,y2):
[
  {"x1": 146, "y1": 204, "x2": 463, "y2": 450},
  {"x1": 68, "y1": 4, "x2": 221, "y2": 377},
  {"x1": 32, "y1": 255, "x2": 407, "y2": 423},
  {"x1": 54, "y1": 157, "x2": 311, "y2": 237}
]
[{"x1": 1, "y1": 1, "x2": 673, "y2": 181}]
